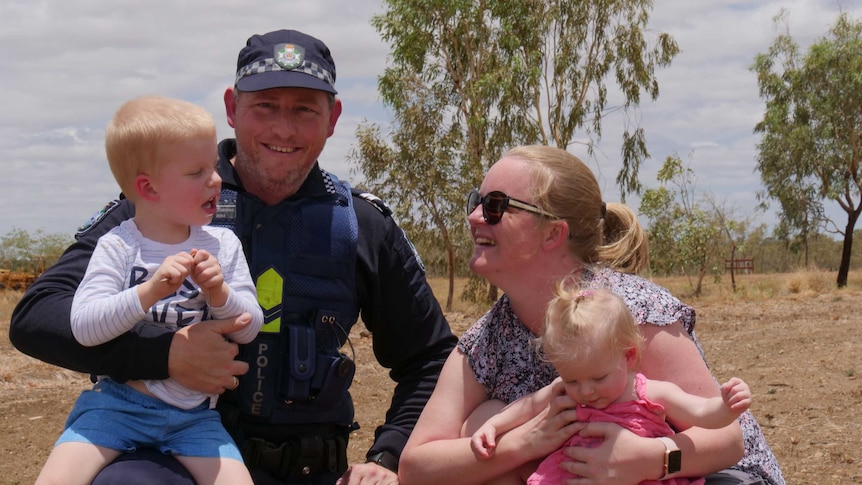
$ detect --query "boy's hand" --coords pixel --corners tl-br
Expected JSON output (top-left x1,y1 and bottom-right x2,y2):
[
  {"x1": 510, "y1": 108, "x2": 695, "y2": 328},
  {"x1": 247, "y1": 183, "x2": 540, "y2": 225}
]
[
  {"x1": 720, "y1": 377, "x2": 752, "y2": 414},
  {"x1": 138, "y1": 252, "x2": 194, "y2": 310},
  {"x1": 470, "y1": 424, "x2": 498, "y2": 459},
  {"x1": 155, "y1": 252, "x2": 195, "y2": 287},
  {"x1": 190, "y1": 249, "x2": 225, "y2": 293}
]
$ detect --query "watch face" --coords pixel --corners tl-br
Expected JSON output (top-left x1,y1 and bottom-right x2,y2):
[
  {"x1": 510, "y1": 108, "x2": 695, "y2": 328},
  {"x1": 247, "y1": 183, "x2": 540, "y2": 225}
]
[{"x1": 667, "y1": 449, "x2": 682, "y2": 474}]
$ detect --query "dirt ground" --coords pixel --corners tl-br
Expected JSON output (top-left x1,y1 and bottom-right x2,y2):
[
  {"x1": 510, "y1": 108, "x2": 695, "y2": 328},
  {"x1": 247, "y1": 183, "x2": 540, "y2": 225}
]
[{"x1": 1, "y1": 287, "x2": 860, "y2": 484}]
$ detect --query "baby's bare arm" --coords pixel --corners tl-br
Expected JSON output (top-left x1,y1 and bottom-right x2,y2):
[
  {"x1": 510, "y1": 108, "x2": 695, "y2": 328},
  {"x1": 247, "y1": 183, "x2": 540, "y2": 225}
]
[{"x1": 650, "y1": 377, "x2": 752, "y2": 430}]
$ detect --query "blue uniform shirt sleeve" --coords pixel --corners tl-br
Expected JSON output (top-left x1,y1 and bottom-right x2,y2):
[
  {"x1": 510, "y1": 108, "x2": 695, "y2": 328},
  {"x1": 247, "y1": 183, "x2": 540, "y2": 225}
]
[
  {"x1": 9, "y1": 198, "x2": 174, "y2": 381},
  {"x1": 352, "y1": 194, "x2": 458, "y2": 459}
]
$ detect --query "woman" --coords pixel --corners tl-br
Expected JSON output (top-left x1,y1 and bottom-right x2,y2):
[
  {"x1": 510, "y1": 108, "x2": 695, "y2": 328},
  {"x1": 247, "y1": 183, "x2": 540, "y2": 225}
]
[{"x1": 399, "y1": 146, "x2": 783, "y2": 485}]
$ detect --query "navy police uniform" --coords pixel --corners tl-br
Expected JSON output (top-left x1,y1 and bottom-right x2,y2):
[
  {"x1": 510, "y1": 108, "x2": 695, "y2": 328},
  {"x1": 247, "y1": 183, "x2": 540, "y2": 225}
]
[{"x1": 10, "y1": 138, "x2": 457, "y2": 484}]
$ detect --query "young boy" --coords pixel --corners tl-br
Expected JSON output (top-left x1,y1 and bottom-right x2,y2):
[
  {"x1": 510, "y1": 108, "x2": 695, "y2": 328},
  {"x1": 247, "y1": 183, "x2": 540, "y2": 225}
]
[{"x1": 35, "y1": 95, "x2": 263, "y2": 485}]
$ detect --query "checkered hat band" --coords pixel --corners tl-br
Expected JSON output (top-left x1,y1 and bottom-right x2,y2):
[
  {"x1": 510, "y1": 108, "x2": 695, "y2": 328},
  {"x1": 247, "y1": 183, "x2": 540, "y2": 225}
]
[{"x1": 235, "y1": 58, "x2": 334, "y2": 87}]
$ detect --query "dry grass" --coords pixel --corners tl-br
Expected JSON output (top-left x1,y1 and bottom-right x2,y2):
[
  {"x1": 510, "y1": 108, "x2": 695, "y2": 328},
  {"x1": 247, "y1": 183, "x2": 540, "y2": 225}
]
[
  {"x1": 2, "y1": 270, "x2": 860, "y2": 484},
  {"x1": 645, "y1": 269, "x2": 860, "y2": 304},
  {"x1": 0, "y1": 290, "x2": 22, "y2": 322},
  {"x1": 428, "y1": 268, "x2": 862, "y2": 308}
]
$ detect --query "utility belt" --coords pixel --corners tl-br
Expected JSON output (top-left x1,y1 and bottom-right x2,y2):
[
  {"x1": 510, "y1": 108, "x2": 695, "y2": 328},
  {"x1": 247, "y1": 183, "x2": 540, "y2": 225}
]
[
  {"x1": 231, "y1": 420, "x2": 357, "y2": 483},
  {"x1": 220, "y1": 396, "x2": 357, "y2": 482},
  {"x1": 241, "y1": 432, "x2": 348, "y2": 482}
]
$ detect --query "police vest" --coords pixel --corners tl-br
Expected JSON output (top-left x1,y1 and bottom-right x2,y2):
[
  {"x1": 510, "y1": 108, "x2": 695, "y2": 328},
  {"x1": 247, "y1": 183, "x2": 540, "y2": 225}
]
[{"x1": 213, "y1": 172, "x2": 359, "y2": 426}]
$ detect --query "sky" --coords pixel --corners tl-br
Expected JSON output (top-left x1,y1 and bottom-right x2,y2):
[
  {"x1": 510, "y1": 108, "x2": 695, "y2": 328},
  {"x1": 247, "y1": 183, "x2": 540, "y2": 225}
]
[{"x1": 3, "y1": 0, "x2": 862, "y2": 238}]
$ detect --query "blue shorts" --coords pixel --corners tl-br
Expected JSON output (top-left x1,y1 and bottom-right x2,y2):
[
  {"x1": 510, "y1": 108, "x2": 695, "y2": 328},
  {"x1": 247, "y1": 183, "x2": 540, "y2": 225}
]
[{"x1": 55, "y1": 379, "x2": 242, "y2": 461}]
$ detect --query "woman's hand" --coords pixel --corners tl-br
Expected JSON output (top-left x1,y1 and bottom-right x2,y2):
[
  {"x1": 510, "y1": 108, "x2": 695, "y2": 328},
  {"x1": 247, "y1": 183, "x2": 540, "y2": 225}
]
[
  {"x1": 510, "y1": 387, "x2": 584, "y2": 462},
  {"x1": 559, "y1": 422, "x2": 662, "y2": 485}
]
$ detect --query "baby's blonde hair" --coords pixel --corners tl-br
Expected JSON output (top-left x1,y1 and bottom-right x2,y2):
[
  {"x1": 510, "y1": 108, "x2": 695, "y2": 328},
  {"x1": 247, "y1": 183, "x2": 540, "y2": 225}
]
[
  {"x1": 105, "y1": 95, "x2": 215, "y2": 201},
  {"x1": 537, "y1": 278, "x2": 643, "y2": 367}
]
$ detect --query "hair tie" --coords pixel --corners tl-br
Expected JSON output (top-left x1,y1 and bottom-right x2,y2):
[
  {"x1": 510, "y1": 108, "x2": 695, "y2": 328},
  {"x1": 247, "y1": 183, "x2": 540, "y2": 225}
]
[
  {"x1": 573, "y1": 290, "x2": 593, "y2": 303},
  {"x1": 600, "y1": 202, "x2": 607, "y2": 219}
]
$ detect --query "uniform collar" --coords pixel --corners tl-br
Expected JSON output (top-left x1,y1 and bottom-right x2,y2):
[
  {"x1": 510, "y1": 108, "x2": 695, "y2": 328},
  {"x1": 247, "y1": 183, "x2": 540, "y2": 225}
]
[{"x1": 216, "y1": 138, "x2": 332, "y2": 200}]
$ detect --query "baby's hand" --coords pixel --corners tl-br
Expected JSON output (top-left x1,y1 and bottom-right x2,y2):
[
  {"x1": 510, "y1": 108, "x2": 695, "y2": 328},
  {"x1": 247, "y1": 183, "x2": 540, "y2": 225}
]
[
  {"x1": 720, "y1": 377, "x2": 752, "y2": 414},
  {"x1": 470, "y1": 425, "x2": 498, "y2": 460}
]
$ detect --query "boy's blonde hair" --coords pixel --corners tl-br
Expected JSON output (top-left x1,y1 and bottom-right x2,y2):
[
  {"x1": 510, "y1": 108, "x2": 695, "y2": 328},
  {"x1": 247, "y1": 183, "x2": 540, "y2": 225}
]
[
  {"x1": 538, "y1": 278, "x2": 644, "y2": 367},
  {"x1": 105, "y1": 95, "x2": 215, "y2": 201}
]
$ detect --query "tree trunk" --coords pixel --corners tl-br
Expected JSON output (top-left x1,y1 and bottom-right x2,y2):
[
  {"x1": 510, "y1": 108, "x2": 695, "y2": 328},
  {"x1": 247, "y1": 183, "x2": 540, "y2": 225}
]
[
  {"x1": 694, "y1": 262, "x2": 706, "y2": 297},
  {"x1": 446, "y1": 239, "x2": 455, "y2": 313},
  {"x1": 438, "y1": 218, "x2": 454, "y2": 312},
  {"x1": 729, "y1": 246, "x2": 737, "y2": 293},
  {"x1": 837, "y1": 210, "x2": 860, "y2": 288},
  {"x1": 487, "y1": 283, "x2": 498, "y2": 303}
]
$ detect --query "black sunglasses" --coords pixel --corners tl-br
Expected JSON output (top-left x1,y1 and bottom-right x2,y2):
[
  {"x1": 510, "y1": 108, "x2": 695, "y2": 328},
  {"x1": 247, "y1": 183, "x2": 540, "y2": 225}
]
[{"x1": 467, "y1": 189, "x2": 555, "y2": 225}]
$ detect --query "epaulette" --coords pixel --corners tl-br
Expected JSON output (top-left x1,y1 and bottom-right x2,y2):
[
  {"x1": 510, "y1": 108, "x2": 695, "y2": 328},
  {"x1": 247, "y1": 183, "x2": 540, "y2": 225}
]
[
  {"x1": 352, "y1": 189, "x2": 392, "y2": 217},
  {"x1": 76, "y1": 199, "x2": 122, "y2": 237}
]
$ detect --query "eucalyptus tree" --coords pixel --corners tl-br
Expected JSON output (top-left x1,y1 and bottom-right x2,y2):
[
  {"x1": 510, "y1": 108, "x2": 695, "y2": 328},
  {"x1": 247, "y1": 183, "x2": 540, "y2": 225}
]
[
  {"x1": 351, "y1": 75, "x2": 466, "y2": 311},
  {"x1": 520, "y1": 0, "x2": 679, "y2": 194},
  {"x1": 752, "y1": 11, "x2": 862, "y2": 287},
  {"x1": 353, "y1": 0, "x2": 678, "y2": 302},
  {"x1": 640, "y1": 154, "x2": 722, "y2": 297},
  {"x1": 705, "y1": 194, "x2": 751, "y2": 293}
]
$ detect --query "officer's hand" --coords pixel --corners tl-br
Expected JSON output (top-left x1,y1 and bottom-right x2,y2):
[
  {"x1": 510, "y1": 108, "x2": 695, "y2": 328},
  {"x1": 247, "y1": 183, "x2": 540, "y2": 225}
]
[
  {"x1": 335, "y1": 462, "x2": 399, "y2": 485},
  {"x1": 168, "y1": 315, "x2": 251, "y2": 394}
]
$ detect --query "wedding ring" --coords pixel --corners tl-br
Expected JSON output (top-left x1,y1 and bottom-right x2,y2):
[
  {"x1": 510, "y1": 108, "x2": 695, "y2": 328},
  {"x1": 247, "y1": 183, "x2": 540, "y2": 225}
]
[{"x1": 228, "y1": 376, "x2": 239, "y2": 390}]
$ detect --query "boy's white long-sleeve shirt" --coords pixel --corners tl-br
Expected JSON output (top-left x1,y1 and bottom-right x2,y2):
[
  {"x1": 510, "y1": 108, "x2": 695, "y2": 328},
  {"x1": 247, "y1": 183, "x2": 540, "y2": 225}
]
[{"x1": 71, "y1": 219, "x2": 263, "y2": 409}]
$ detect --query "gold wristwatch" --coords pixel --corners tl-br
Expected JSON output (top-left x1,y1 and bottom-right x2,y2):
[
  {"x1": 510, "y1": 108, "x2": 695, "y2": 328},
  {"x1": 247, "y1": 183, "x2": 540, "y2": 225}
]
[{"x1": 657, "y1": 437, "x2": 681, "y2": 479}]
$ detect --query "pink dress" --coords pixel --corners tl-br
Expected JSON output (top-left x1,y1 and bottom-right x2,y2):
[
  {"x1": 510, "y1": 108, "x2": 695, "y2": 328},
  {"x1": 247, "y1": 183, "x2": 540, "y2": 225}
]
[{"x1": 526, "y1": 373, "x2": 705, "y2": 485}]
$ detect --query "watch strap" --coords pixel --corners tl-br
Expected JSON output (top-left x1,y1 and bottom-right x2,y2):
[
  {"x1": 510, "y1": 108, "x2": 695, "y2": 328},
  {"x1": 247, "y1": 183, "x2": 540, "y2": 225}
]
[
  {"x1": 656, "y1": 436, "x2": 681, "y2": 479},
  {"x1": 366, "y1": 450, "x2": 399, "y2": 473}
]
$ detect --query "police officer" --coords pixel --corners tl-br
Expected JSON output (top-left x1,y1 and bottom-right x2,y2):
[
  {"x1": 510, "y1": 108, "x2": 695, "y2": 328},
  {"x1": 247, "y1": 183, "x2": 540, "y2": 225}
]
[{"x1": 10, "y1": 29, "x2": 457, "y2": 485}]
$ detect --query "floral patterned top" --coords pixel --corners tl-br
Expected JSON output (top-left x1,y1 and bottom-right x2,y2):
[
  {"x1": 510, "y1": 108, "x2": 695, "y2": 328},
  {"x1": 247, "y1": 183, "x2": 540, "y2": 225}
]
[{"x1": 458, "y1": 266, "x2": 785, "y2": 485}]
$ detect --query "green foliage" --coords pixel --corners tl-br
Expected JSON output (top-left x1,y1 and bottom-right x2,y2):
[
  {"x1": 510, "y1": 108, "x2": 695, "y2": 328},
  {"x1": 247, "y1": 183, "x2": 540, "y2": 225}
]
[
  {"x1": 349, "y1": 80, "x2": 469, "y2": 311},
  {"x1": 357, "y1": 0, "x2": 679, "y2": 304},
  {"x1": 752, "y1": 10, "x2": 862, "y2": 287},
  {"x1": 640, "y1": 154, "x2": 724, "y2": 296},
  {"x1": 0, "y1": 227, "x2": 73, "y2": 274},
  {"x1": 635, "y1": 156, "x2": 855, "y2": 289},
  {"x1": 459, "y1": 273, "x2": 492, "y2": 306},
  {"x1": 365, "y1": 0, "x2": 528, "y2": 309},
  {"x1": 735, "y1": 226, "x2": 857, "y2": 274},
  {"x1": 372, "y1": 0, "x2": 682, "y2": 177}
]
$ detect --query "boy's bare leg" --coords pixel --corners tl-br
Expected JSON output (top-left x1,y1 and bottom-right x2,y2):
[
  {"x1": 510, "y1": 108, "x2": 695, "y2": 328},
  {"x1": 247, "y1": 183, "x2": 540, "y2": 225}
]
[
  {"x1": 35, "y1": 442, "x2": 121, "y2": 485},
  {"x1": 177, "y1": 455, "x2": 253, "y2": 485}
]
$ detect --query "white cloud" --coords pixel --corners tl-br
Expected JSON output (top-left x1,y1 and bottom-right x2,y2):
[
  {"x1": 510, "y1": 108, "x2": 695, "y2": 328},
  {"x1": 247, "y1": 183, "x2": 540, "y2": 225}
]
[{"x1": 2, "y1": 0, "x2": 861, "y2": 236}]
